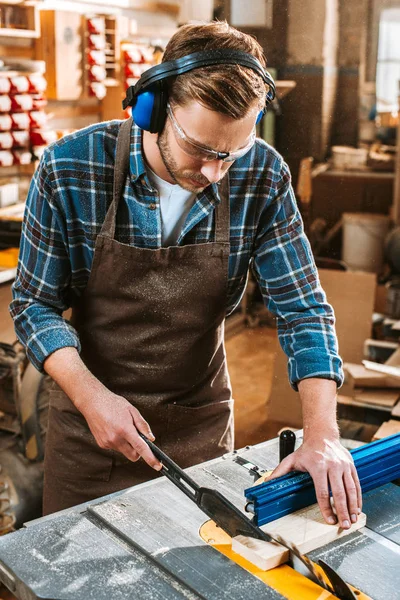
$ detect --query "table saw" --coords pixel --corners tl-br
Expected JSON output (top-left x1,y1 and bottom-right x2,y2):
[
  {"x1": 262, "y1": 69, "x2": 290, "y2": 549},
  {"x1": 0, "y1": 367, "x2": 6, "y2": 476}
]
[{"x1": 0, "y1": 433, "x2": 399, "y2": 600}]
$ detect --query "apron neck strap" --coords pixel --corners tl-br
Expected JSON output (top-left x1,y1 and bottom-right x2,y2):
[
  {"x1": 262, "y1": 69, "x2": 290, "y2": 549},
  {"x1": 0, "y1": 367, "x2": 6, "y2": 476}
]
[
  {"x1": 214, "y1": 174, "x2": 230, "y2": 244},
  {"x1": 102, "y1": 117, "x2": 230, "y2": 244},
  {"x1": 101, "y1": 118, "x2": 132, "y2": 239}
]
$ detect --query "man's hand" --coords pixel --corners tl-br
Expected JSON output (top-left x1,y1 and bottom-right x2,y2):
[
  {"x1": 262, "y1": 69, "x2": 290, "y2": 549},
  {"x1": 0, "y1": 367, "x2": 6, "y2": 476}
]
[
  {"x1": 44, "y1": 347, "x2": 162, "y2": 471},
  {"x1": 77, "y1": 390, "x2": 163, "y2": 471},
  {"x1": 266, "y1": 434, "x2": 362, "y2": 529}
]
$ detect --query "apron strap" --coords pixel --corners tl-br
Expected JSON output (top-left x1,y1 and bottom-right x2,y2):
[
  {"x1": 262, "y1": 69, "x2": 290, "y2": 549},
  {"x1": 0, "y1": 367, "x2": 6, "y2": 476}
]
[
  {"x1": 215, "y1": 173, "x2": 230, "y2": 244},
  {"x1": 102, "y1": 117, "x2": 230, "y2": 245},
  {"x1": 101, "y1": 118, "x2": 132, "y2": 239}
]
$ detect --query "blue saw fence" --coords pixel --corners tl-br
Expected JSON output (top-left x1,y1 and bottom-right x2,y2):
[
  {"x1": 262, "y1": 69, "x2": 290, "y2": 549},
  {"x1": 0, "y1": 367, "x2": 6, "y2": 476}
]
[{"x1": 245, "y1": 433, "x2": 400, "y2": 526}]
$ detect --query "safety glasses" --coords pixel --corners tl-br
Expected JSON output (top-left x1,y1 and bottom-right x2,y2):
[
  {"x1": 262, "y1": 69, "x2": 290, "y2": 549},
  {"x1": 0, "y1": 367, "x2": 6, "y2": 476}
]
[{"x1": 166, "y1": 103, "x2": 256, "y2": 163}]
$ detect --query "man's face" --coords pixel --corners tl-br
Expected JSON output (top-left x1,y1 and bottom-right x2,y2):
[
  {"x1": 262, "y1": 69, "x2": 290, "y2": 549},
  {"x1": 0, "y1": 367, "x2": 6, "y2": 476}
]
[{"x1": 157, "y1": 100, "x2": 259, "y2": 193}]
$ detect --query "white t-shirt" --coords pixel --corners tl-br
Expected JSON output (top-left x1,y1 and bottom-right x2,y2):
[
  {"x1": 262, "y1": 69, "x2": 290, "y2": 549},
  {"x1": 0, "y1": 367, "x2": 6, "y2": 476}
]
[{"x1": 146, "y1": 166, "x2": 196, "y2": 246}]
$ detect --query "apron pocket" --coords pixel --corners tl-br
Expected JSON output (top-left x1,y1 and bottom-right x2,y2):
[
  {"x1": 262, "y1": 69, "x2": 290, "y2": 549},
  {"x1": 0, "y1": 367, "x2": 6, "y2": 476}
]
[
  {"x1": 45, "y1": 389, "x2": 113, "y2": 482},
  {"x1": 165, "y1": 400, "x2": 234, "y2": 466}
]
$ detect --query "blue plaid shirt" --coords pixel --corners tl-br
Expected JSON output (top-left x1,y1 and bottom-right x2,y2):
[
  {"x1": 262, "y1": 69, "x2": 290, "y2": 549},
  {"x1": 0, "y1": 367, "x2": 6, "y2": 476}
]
[{"x1": 10, "y1": 119, "x2": 343, "y2": 388}]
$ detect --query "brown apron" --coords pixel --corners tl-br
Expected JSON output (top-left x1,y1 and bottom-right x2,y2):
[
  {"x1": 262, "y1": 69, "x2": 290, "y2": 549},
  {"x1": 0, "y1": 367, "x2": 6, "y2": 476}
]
[{"x1": 43, "y1": 118, "x2": 234, "y2": 515}]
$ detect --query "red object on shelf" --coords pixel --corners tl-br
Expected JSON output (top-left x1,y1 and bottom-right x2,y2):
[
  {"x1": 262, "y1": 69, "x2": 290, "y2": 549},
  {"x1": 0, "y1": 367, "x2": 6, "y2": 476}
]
[
  {"x1": 89, "y1": 34, "x2": 106, "y2": 50},
  {"x1": 123, "y1": 48, "x2": 143, "y2": 63},
  {"x1": 10, "y1": 95, "x2": 34, "y2": 112},
  {"x1": 0, "y1": 114, "x2": 12, "y2": 131},
  {"x1": 89, "y1": 65, "x2": 107, "y2": 82},
  {"x1": 29, "y1": 110, "x2": 47, "y2": 128},
  {"x1": 141, "y1": 47, "x2": 154, "y2": 63},
  {"x1": 0, "y1": 132, "x2": 13, "y2": 149},
  {"x1": 28, "y1": 73, "x2": 47, "y2": 94},
  {"x1": 11, "y1": 112, "x2": 30, "y2": 130},
  {"x1": 88, "y1": 82, "x2": 106, "y2": 100},
  {"x1": 0, "y1": 96, "x2": 12, "y2": 113},
  {"x1": 13, "y1": 149, "x2": 32, "y2": 165},
  {"x1": 12, "y1": 130, "x2": 30, "y2": 148},
  {"x1": 31, "y1": 95, "x2": 47, "y2": 110},
  {"x1": 124, "y1": 63, "x2": 147, "y2": 78},
  {"x1": 87, "y1": 50, "x2": 106, "y2": 66},
  {"x1": 9, "y1": 76, "x2": 29, "y2": 94},
  {"x1": 87, "y1": 16, "x2": 105, "y2": 35},
  {"x1": 30, "y1": 129, "x2": 58, "y2": 146},
  {"x1": 0, "y1": 79, "x2": 11, "y2": 95},
  {"x1": 0, "y1": 150, "x2": 13, "y2": 166}
]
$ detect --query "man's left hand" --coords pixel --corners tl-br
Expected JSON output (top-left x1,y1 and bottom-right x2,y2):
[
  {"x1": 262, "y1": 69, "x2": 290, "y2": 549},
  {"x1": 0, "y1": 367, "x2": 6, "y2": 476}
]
[{"x1": 266, "y1": 434, "x2": 362, "y2": 529}]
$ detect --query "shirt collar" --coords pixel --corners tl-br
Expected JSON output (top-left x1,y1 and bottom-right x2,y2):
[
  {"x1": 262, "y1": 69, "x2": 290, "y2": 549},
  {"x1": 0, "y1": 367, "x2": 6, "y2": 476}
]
[{"x1": 128, "y1": 119, "x2": 220, "y2": 203}]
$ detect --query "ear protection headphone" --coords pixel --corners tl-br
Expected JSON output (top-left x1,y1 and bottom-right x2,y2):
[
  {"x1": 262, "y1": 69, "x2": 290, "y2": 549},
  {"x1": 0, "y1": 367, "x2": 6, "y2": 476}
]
[{"x1": 122, "y1": 49, "x2": 276, "y2": 134}]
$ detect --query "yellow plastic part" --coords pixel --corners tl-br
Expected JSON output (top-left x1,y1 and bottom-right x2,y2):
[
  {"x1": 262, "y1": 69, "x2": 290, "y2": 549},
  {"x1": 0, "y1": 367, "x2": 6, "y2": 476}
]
[
  {"x1": 0, "y1": 247, "x2": 19, "y2": 268},
  {"x1": 199, "y1": 520, "x2": 371, "y2": 600}
]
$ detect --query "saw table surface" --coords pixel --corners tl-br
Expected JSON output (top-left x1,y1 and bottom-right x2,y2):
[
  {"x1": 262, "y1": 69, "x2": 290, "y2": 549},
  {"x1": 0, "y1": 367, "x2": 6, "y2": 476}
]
[{"x1": 0, "y1": 434, "x2": 399, "y2": 600}]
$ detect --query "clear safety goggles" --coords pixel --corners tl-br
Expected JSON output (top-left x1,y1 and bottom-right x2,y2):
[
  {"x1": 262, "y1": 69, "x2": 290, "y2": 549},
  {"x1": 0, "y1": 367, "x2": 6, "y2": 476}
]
[{"x1": 166, "y1": 102, "x2": 256, "y2": 163}]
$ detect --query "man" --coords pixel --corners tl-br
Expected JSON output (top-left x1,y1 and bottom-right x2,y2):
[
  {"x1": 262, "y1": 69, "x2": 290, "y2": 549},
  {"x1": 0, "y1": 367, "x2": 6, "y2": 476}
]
[{"x1": 10, "y1": 21, "x2": 361, "y2": 528}]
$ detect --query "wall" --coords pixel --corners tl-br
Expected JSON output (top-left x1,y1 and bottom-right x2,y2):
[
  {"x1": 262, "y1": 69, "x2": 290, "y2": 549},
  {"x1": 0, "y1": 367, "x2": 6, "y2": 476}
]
[
  {"x1": 331, "y1": 0, "x2": 370, "y2": 147},
  {"x1": 218, "y1": 0, "x2": 289, "y2": 69},
  {"x1": 277, "y1": 0, "x2": 339, "y2": 182}
]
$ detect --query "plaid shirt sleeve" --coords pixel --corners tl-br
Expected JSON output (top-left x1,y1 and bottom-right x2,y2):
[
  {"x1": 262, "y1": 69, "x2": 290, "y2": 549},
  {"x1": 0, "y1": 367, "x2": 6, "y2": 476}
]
[
  {"x1": 252, "y1": 158, "x2": 344, "y2": 390},
  {"x1": 9, "y1": 150, "x2": 81, "y2": 371}
]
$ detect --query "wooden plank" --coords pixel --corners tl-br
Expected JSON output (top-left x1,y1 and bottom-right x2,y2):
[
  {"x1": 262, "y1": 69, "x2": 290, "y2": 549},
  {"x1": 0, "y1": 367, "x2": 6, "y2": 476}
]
[
  {"x1": 344, "y1": 362, "x2": 400, "y2": 389},
  {"x1": 338, "y1": 393, "x2": 391, "y2": 413},
  {"x1": 372, "y1": 419, "x2": 400, "y2": 441},
  {"x1": 353, "y1": 388, "x2": 400, "y2": 408},
  {"x1": 232, "y1": 504, "x2": 366, "y2": 571},
  {"x1": 363, "y1": 360, "x2": 400, "y2": 380}
]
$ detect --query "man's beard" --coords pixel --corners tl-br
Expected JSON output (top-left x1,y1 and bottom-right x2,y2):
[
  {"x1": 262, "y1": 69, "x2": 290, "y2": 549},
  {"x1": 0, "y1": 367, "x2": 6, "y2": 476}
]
[{"x1": 157, "y1": 127, "x2": 209, "y2": 192}]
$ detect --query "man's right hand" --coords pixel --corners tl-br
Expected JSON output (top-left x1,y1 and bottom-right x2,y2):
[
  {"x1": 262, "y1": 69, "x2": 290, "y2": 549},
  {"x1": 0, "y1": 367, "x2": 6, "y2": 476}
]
[
  {"x1": 77, "y1": 390, "x2": 163, "y2": 471},
  {"x1": 44, "y1": 347, "x2": 162, "y2": 471}
]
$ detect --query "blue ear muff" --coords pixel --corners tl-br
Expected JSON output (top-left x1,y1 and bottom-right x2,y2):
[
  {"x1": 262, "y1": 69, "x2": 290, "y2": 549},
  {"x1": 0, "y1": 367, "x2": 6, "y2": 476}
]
[{"x1": 131, "y1": 90, "x2": 156, "y2": 131}]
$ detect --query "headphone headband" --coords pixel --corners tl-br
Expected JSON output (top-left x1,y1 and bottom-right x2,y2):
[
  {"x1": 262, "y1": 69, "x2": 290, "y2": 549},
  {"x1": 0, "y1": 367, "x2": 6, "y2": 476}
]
[{"x1": 123, "y1": 49, "x2": 276, "y2": 111}]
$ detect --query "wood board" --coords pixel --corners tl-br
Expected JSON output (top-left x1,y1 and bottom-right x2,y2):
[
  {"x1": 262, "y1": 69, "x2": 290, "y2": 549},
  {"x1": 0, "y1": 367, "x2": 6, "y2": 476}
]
[
  {"x1": 344, "y1": 362, "x2": 400, "y2": 389},
  {"x1": 363, "y1": 360, "x2": 400, "y2": 380},
  {"x1": 372, "y1": 419, "x2": 400, "y2": 440},
  {"x1": 337, "y1": 394, "x2": 391, "y2": 414},
  {"x1": 232, "y1": 503, "x2": 366, "y2": 571},
  {"x1": 353, "y1": 388, "x2": 400, "y2": 408}
]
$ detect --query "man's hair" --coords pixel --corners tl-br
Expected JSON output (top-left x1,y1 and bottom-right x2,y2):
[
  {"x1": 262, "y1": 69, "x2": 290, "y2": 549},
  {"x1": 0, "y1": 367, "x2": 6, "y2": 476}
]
[{"x1": 162, "y1": 21, "x2": 268, "y2": 119}]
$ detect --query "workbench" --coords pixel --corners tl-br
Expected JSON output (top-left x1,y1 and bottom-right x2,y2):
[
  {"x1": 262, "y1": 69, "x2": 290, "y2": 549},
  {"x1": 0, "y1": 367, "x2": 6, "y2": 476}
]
[{"x1": 0, "y1": 433, "x2": 399, "y2": 599}]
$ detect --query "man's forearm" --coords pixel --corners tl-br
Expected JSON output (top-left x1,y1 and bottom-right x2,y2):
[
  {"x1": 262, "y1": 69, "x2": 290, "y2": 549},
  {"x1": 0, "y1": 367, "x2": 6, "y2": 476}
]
[
  {"x1": 297, "y1": 377, "x2": 339, "y2": 440},
  {"x1": 44, "y1": 347, "x2": 106, "y2": 413}
]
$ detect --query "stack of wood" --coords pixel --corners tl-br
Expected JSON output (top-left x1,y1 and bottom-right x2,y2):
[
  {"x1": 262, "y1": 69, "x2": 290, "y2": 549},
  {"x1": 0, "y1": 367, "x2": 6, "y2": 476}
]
[{"x1": 340, "y1": 342, "x2": 400, "y2": 440}]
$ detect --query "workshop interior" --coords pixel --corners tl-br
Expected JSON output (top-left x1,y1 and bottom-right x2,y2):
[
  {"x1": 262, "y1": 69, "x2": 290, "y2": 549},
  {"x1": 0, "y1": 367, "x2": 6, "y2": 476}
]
[{"x1": 0, "y1": 1, "x2": 400, "y2": 599}]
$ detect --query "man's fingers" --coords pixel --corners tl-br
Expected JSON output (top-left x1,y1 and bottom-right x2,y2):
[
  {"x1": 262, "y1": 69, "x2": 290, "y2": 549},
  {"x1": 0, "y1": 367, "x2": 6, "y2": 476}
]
[
  {"x1": 350, "y1": 463, "x2": 362, "y2": 513},
  {"x1": 130, "y1": 407, "x2": 155, "y2": 441},
  {"x1": 313, "y1": 472, "x2": 337, "y2": 525},
  {"x1": 125, "y1": 429, "x2": 162, "y2": 471},
  {"x1": 118, "y1": 442, "x2": 141, "y2": 462},
  {"x1": 329, "y1": 472, "x2": 351, "y2": 528},
  {"x1": 343, "y1": 468, "x2": 361, "y2": 523},
  {"x1": 266, "y1": 455, "x2": 296, "y2": 481}
]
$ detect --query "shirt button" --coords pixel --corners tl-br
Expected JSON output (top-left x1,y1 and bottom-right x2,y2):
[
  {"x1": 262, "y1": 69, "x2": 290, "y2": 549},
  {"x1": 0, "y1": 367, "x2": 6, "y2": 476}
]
[{"x1": 149, "y1": 203, "x2": 157, "y2": 210}]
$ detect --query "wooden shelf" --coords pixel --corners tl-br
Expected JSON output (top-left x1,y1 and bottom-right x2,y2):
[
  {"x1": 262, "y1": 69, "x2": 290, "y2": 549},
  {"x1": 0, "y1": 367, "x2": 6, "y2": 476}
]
[{"x1": 0, "y1": 2, "x2": 40, "y2": 39}]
